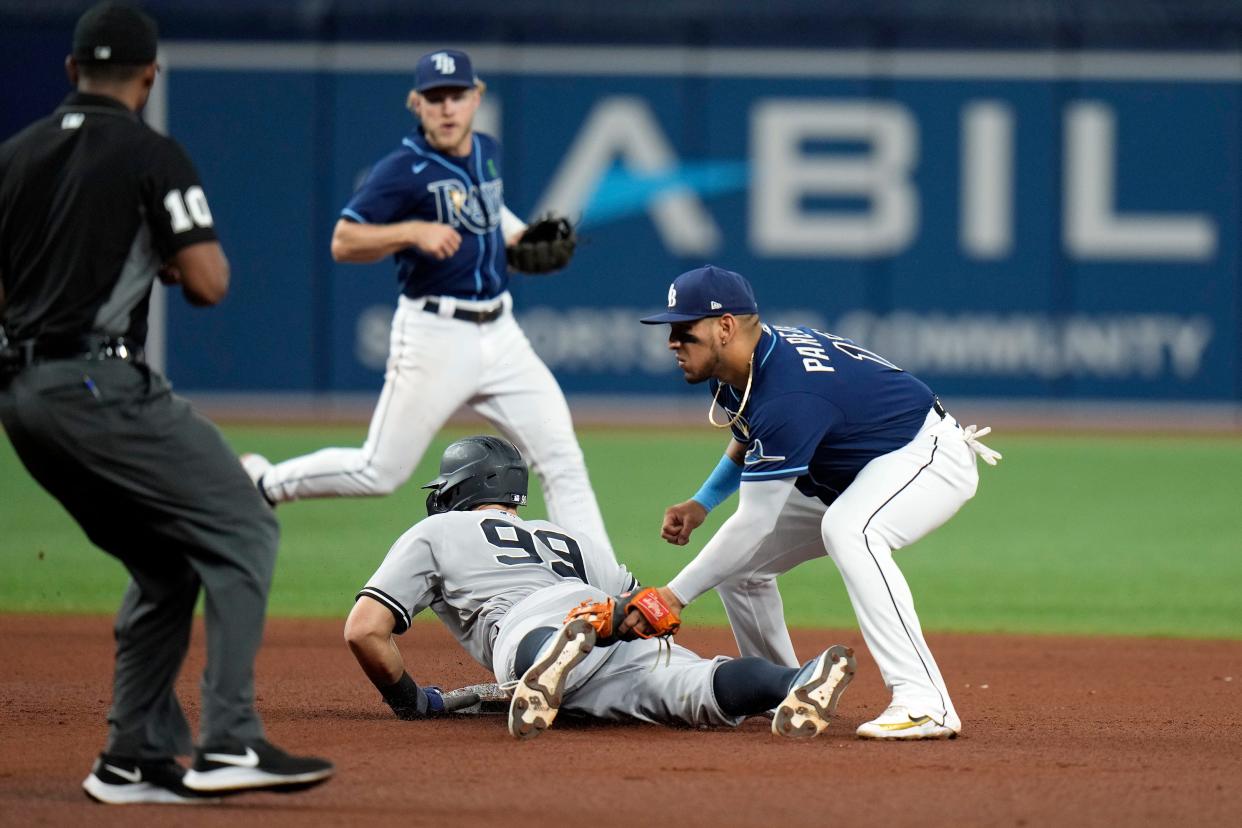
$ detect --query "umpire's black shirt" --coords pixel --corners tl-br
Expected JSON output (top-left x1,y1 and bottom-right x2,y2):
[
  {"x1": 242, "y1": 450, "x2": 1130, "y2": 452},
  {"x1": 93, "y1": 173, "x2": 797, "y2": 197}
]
[{"x1": 0, "y1": 91, "x2": 216, "y2": 346}]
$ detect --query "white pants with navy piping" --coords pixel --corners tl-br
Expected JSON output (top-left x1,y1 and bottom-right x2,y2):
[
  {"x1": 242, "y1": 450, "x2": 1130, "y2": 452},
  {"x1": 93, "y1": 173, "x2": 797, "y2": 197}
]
[
  {"x1": 259, "y1": 293, "x2": 613, "y2": 557},
  {"x1": 716, "y1": 408, "x2": 978, "y2": 726}
]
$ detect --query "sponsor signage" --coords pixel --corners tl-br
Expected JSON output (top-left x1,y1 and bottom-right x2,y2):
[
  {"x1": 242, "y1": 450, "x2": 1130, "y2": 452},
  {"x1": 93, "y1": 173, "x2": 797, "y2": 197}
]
[{"x1": 159, "y1": 45, "x2": 1238, "y2": 400}]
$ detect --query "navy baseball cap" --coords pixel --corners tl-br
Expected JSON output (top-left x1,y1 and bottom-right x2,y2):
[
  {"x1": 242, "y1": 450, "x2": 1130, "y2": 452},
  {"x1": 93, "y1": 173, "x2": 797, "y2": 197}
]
[
  {"x1": 641, "y1": 266, "x2": 759, "y2": 324},
  {"x1": 414, "y1": 49, "x2": 479, "y2": 92},
  {"x1": 72, "y1": 2, "x2": 158, "y2": 65}
]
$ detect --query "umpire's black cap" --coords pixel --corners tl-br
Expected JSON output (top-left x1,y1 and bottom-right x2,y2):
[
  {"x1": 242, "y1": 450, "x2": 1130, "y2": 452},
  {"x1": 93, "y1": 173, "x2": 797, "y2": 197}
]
[{"x1": 73, "y1": 2, "x2": 158, "y2": 65}]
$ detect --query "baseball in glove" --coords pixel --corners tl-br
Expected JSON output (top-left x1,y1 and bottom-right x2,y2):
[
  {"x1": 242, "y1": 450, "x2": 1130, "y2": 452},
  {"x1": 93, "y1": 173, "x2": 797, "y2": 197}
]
[
  {"x1": 564, "y1": 587, "x2": 681, "y2": 644},
  {"x1": 507, "y1": 214, "x2": 576, "y2": 274}
]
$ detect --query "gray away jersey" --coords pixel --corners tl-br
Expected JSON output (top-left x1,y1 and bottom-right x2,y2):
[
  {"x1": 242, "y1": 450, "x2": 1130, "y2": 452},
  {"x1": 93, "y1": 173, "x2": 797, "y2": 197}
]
[{"x1": 357, "y1": 508, "x2": 636, "y2": 671}]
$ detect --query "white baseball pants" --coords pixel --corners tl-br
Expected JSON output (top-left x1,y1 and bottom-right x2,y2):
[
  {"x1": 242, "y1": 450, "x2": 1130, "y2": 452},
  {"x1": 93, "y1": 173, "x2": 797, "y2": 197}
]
[
  {"x1": 259, "y1": 293, "x2": 612, "y2": 555},
  {"x1": 715, "y1": 408, "x2": 979, "y2": 726}
]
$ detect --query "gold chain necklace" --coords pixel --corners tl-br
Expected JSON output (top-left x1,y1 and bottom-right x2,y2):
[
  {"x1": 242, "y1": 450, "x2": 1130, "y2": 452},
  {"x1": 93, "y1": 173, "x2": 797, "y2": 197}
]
[{"x1": 707, "y1": 353, "x2": 755, "y2": 430}]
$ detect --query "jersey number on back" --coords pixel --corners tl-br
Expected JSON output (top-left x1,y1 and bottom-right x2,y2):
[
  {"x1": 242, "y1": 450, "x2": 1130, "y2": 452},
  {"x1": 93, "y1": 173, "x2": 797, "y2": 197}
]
[
  {"x1": 813, "y1": 329, "x2": 902, "y2": 371},
  {"x1": 480, "y1": 519, "x2": 587, "y2": 583}
]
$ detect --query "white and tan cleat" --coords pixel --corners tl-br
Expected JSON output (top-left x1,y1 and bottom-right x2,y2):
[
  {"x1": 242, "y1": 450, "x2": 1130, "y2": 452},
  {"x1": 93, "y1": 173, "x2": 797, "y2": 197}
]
[
  {"x1": 772, "y1": 644, "x2": 857, "y2": 738},
  {"x1": 856, "y1": 704, "x2": 961, "y2": 740},
  {"x1": 508, "y1": 619, "x2": 596, "y2": 740}
]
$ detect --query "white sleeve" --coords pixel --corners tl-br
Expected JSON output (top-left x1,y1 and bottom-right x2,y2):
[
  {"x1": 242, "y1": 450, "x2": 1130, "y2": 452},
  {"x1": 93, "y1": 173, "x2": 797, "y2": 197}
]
[
  {"x1": 666, "y1": 478, "x2": 798, "y2": 605},
  {"x1": 501, "y1": 204, "x2": 527, "y2": 239}
]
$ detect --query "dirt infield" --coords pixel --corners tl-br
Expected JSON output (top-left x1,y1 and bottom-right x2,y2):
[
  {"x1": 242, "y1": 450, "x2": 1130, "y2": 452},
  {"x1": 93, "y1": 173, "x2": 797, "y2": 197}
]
[{"x1": 1, "y1": 615, "x2": 1239, "y2": 827}]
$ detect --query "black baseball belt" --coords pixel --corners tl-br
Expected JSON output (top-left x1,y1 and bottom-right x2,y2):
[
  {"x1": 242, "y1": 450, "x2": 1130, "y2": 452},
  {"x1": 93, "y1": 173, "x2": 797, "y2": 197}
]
[
  {"x1": 933, "y1": 397, "x2": 947, "y2": 418},
  {"x1": 1, "y1": 334, "x2": 145, "y2": 371},
  {"x1": 422, "y1": 299, "x2": 505, "y2": 324}
]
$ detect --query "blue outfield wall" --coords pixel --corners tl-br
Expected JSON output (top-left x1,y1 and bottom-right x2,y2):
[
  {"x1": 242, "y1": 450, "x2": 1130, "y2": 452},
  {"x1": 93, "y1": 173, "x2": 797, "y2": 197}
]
[{"x1": 2, "y1": 2, "x2": 1240, "y2": 404}]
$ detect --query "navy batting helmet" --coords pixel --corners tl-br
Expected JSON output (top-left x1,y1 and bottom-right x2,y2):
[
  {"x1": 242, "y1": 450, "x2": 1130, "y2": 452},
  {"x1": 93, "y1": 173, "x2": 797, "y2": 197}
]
[{"x1": 422, "y1": 436, "x2": 529, "y2": 516}]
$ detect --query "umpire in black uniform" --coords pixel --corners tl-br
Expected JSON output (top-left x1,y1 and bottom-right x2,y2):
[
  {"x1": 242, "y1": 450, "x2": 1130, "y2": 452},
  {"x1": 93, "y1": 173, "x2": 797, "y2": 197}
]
[{"x1": 0, "y1": 2, "x2": 332, "y2": 805}]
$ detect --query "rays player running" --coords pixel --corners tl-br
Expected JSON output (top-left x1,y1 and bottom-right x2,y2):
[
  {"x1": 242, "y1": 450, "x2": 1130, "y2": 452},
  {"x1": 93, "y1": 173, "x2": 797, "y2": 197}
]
[
  {"x1": 344, "y1": 435, "x2": 858, "y2": 740},
  {"x1": 242, "y1": 49, "x2": 612, "y2": 559},
  {"x1": 634, "y1": 266, "x2": 1001, "y2": 740}
]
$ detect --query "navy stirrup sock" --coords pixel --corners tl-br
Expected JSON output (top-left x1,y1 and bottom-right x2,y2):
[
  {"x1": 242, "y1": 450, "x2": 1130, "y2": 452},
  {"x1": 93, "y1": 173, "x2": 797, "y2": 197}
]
[
  {"x1": 713, "y1": 657, "x2": 800, "y2": 717},
  {"x1": 514, "y1": 627, "x2": 557, "y2": 677}
]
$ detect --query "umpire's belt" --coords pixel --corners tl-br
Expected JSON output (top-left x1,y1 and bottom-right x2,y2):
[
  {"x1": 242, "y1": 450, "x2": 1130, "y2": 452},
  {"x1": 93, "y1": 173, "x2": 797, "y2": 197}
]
[
  {"x1": 1, "y1": 334, "x2": 145, "y2": 369},
  {"x1": 422, "y1": 298, "x2": 504, "y2": 324}
]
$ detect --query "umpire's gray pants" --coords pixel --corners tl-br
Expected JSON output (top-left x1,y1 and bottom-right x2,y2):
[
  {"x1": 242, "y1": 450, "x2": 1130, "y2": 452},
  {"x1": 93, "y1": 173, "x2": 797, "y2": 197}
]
[{"x1": 0, "y1": 360, "x2": 278, "y2": 759}]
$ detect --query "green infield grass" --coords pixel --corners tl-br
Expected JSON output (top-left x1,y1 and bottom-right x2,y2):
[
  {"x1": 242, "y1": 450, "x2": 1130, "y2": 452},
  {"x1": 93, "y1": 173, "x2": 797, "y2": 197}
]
[{"x1": 3, "y1": 424, "x2": 1240, "y2": 639}]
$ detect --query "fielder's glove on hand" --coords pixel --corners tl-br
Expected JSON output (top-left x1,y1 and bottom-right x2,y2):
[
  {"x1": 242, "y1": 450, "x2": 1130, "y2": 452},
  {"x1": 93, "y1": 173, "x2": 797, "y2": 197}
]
[
  {"x1": 380, "y1": 672, "x2": 480, "y2": 719},
  {"x1": 564, "y1": 587, "x2": 681, "y2": 644},
  {"x1": 506, "y1": 214, "x2": 576, "y2": 274}
]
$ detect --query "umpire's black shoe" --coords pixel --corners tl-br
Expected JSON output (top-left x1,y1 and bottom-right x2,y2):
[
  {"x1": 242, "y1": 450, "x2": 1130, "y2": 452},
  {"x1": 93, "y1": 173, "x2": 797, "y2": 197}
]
[
  {"x1": 182, "y1": 739, "x2": 334, "y2": 794},
  {"x1": 83, "y1": 753, "x2": 222, "y2": 805}
]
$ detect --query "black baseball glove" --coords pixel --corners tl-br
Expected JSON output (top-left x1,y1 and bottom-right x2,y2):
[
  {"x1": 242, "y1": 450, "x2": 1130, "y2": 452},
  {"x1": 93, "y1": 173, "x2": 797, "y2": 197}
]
[{"x1": 507, "y1": 214, "x2": 576, "y2": 274}]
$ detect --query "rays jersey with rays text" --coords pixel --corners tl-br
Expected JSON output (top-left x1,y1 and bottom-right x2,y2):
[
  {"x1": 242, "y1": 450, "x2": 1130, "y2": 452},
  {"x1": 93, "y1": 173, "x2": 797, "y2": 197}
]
[
  {"x1": 357, "y1": 508, "x2": 637, "y2": 672},
  {"x1": 711, "y1": 324, "x2": 936, "y2": 505},
  {"x1": 341, "y1": 130, "x2": 508, "y2": 300}
]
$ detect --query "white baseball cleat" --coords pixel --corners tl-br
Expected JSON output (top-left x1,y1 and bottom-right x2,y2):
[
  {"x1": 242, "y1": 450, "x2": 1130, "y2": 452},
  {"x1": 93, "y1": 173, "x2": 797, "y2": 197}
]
[
  {"x1": 507, "y1": 619, "x2": 596, "y2": 740},
  {"x1": 239, "y1": 453, "x2": 276, "y2": 506},
  {"x1": 772, "y1": 644, "x2": 857, "y2": 738},
  {"x1": 856, "y1": 704, "x2": 961, "y2": 740},
  {"x1": 239, "y1": 452, "x2": 272, "y2": 486}
]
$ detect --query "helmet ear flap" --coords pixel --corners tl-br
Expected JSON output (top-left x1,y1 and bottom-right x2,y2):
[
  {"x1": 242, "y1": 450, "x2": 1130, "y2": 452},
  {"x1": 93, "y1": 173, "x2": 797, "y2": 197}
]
[{"x1": 425, "y1": 487, "x2": 450, "y2": 516}]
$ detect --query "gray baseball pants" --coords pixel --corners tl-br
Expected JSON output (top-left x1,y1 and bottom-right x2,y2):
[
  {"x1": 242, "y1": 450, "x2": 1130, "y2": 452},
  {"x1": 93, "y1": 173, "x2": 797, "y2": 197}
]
[
  {"x1": 1, "y1": 359, "x2": 277, "y2": 759},
  {"x1": 493, "y1": 581, "x2": 742, "y2": 728}
]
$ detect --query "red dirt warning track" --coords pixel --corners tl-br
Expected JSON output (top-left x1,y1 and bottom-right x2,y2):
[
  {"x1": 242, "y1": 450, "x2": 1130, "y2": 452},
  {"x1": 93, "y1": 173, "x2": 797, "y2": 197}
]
[{"x1": 1, "y1": 615, "x2": 1239, "y2": 827}]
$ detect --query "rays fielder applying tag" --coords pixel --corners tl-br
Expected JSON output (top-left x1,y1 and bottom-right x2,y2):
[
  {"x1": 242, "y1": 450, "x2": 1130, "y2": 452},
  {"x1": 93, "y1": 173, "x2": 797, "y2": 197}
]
[
  {"x1": 241, "y1": 49, "x2": 611, "y2": 556},
  {"x1": 634, "y1": 266, "x2": 1002, "y2": 741},
  {"x1": 344, "y1": 435, "x2": 859, "y2": 740}
]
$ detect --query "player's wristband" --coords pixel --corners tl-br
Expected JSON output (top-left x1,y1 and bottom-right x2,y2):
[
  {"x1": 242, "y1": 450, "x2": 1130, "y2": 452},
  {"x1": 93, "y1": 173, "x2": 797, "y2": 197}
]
[
  {"x1": 691, "y1": 452, "x2": 743, "y2": 513},
  {"x1": 380, "y1": 671, "x2": 431, "y2": 719}
]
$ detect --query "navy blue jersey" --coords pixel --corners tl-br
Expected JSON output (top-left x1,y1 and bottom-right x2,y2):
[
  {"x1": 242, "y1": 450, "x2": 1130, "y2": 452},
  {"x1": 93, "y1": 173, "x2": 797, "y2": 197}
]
[
  {"x1": 341, "y1": 130, "x2": 507, "y2": 300},
  {"x1": 712, "y1": 324, "x2": 935, "y2": 504}
]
